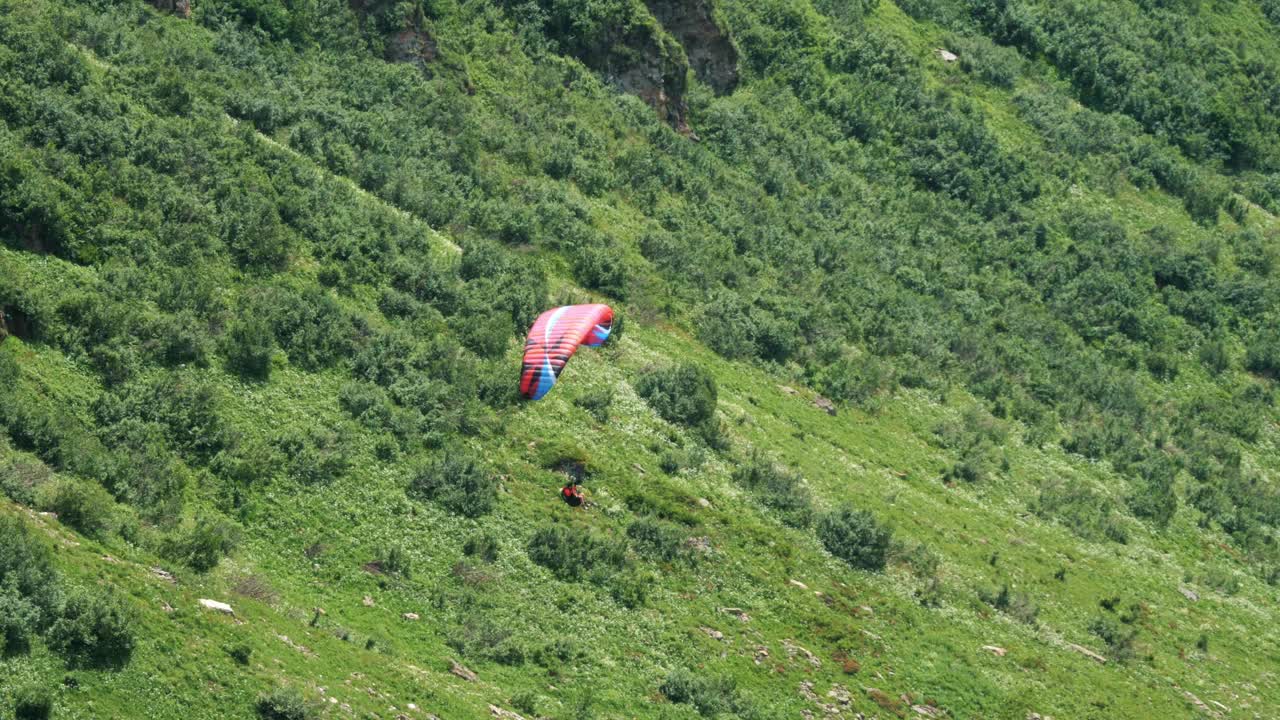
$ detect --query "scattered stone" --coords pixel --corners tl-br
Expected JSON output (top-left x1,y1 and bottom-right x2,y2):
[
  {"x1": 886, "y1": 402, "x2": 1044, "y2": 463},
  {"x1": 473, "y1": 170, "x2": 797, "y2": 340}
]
[
  {"x1": 101, "y1": 555, "x2": 118, "y2": 563},
  {"x1": 779, "y1": 385, "x2": 799, "y2": 395},
  {"x1": 982, "y1": 645, "x2": 1007, "y2": 657},
  {"x1": 488, "y1": 705, "x2": 527, "y2": 720},
  {"x1": 449, "y1": 659, "x2": 478, "y2": 682},
  {"x1": 1183, "y1": 690, "x2": 1211, "y2": 714},
  {"x1": 276, "y1": 634, "x2": 314, "y2": 656},
  {"x1": 1210, "y1": 701, "x2": 1230, "y2": 712},
  {"x1": 799, "y1": 681, "x2": 819, "y2": 702},
  {"x1": 632, "y1": 463, "x2": 646, "y2": 475},
  {"x1": 813, "y1": 396, "x2": 837, "y2": 416},
  {"x1": 697, "y1": 497, "x2": 711, "y2": 508},
  {"x1": 913, "y1": 705, "x2": 943, "y2": 717},
  {"x1": 329, "y1": 697, "x2": 338, "y2": 704},
  {"x1": 1066, "y1": 643, "x2": 1107, "y2": 664},
  {"x1": 407, "y1": 703, "x2": 418, "y2": 711},
  {"x1": 789, "y1": 579, "x2": 809, "y2": 590},
  {"x1": 827, "y1": 685, "x2": 853, "y2": 705},
  {"x1": 198, "y1": 599, "x2": 234, "y2": 615},
  {"x1": 784, "y1": 639, "x2": 822, "y2": 668},
  {"x1": 402, "y1": 613, "x2": 420, "y2": 621},
  {"x1": 700, "y1": 626, "x2": 725, "y2": 641},
  {"x1": 720, "y1": 607, "x2": 750, "y2": 622},
  {"x1": 937, "y1": 48, "x2": 958, "y2": 62},
  {"x1": 754, "y1": 645, "x2": 770, "y2": 665},
  {"x1": 161, "y1": 601, "x2": 175, "y2": 613},
  {"x1": 1179, "y1": 587, "x2": 1200, "y2": 602},
  {"x1": 363, "y1": 595, "x2": 375, "y2": 607},
  {"x1": 857, "y1": 605, "x2": 874, "y2": 615},
  {"x1": 685, "y1": 536, "x2": 712, "y2": 553},
  {"x1": 151, "y1": 567, "x2": 176, "y2": 583}
]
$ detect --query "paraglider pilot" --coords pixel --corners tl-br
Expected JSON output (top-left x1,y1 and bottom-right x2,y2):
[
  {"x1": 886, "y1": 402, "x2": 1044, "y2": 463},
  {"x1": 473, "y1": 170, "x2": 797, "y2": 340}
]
[{"x1": 561, "y1": 481, "x2": 584, "y2": 508}]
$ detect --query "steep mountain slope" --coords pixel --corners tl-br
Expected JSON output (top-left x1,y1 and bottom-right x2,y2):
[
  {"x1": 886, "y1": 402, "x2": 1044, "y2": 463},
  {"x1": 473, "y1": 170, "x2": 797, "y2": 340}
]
[{"x1": 2, "y1": 0, "x2": 1278, "y2": 718}]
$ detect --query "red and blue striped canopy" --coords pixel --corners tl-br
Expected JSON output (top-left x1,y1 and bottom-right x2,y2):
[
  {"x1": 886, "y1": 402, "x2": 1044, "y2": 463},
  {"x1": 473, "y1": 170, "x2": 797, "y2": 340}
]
[{"x1": 519, "y1": 304, "x2": 614, "y2": 400}]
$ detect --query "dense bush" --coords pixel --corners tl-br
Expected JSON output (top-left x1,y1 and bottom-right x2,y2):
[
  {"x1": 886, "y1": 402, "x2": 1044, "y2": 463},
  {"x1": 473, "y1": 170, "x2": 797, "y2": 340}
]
[
  {"x1": 731, "y1": 453, "x2": 814, "y2": 527},
  {"x1": 408, "y1": 452, "x2": 496, "y2": 518},
  {"x1": 276, "y1": 426, "x2": 351, "y2": 485},
  {"x1": 625, "y1": 516, "x2": 689, "y2": 563},
  {"x1": 634, "y1": 363, "x2": 718, "y2": 441},
  {"x1": 162, "y1": 515, "x2": 242, "y2": 572},
  {"x1": 256, "y1": 687, "x2": 313, "y2": 720},
  {"x1": 573, "y1": 386, "x2": 615, "y2": 423},
  {"x1": 13, "y1": 683, "x2": 53, "y2": 720},
  {"x1": 46, "y1": 588, "x2": 136, "y2": 668},
  {"x1": 660, "y1": 668, "x2": 756, "y2": 718},
  {"x1": 526, "y1": 525, "x2": 626, "y2": 583},
  {"x1": 225, "y1": 316, "x2": 276, "y2": 380},
  {"x1": 36, "y1": 479, "x2": 117, "y2": 539},
  {"x1": 463, "y1": 533, "x2": 500, "y2": 563},
  {"x1": 0, "y1": 515, "x2": 62, "y2": 631},
  {"x1": 817, "y1": 507, "x2": 892, "y2": 571}
]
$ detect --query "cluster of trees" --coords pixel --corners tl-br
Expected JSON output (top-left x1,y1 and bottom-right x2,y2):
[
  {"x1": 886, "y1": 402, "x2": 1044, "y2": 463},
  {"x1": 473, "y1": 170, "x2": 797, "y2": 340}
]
[{"x1": 0, "y1": 515, "x2": 138, "y2": 670}]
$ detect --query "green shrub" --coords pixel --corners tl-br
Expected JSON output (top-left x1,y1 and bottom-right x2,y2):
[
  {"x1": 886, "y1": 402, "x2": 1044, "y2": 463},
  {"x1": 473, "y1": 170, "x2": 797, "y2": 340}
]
[
  {"x1": 228, "y1": 642, "x2": 253, "y2": 665},
  {"x1": 659, "y1": 668, "x2": 752, "y2": 717},
  {"x1": 47, "y1": 588, "x2": 136, "y2": 668},
  {"x1": 732, "y1": 454, "x2": 814, "y2": 527},
  {"x1": 1089, "y1": 615, "x2": 1137, "y2": 662},
  {"x1": 626, "y1": 517, "x2": 688, "y2": 563},
  {"x1": 225, "y1": 316, "x2": 275, "y2": 380},
  {"x1": 256, "y1": 687, "x2": 312, "y2": 720},
  {"x1": 573, "y1": 387, "x2": 615, "y2": 423},
  {"x1": 37, "y1": 479, "x2": 117, "y2": 539},
  {"x1": 0, "y1": 515, "x2": 62, "y2": 625},
  {"x1": 463, "y1": 533, "x2": 500, "y2": 563},
  {"x1": 527, "y1": 526, "x2": 626, "y2": 583},
  {"x1": 634, "y1": 363, "x2": 718, "y2": 436},
  {"x1": 0, "y1": 583, "x2": 42, "y2": 656},
  {"x1": 979, "y1": 584, "x2": 1039, "y2": 625},
  {"x1": 408, "y1": 453, "x2": 496, "y2": 518},
  {"x1": 381, "y1": 544, "x2": 412, "y2": 578},
  {"x1": 13, "y1": 683, "x2": 53, "y2": 720},
  {"x1": 276, "y1": 426, "x2": 350, "y2": 485},
  {"x1": 817, "y1": 507, "x2": 892, "y2": 571},
  {"x1": 162, "y1": 515, "x2": 242, "y2": 572}
]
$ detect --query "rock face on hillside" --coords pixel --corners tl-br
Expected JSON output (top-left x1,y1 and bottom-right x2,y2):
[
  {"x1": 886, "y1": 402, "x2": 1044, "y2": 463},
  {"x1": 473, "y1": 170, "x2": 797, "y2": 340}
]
[
  {"x1": 349, "y1": 0, "x2": 439, "y2": 68},
  {"x1": 152, "y1": 0, "x2": 191, "y2": 18},
  {"x1": 645, "y1": 0, "x2": 738, "y2": 95}
]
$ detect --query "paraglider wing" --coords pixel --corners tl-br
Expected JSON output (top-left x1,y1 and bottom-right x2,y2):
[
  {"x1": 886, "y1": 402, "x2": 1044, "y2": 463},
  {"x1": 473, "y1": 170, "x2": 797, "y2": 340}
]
[{"x1": 520, "y1": 303, "x2": 614, "y2": 400}]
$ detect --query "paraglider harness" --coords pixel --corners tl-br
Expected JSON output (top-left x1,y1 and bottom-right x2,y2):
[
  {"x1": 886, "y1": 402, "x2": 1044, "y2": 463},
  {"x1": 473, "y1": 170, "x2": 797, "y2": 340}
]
[{"x1": 561, "y1": 482, "x2": 584, "y2": 508}]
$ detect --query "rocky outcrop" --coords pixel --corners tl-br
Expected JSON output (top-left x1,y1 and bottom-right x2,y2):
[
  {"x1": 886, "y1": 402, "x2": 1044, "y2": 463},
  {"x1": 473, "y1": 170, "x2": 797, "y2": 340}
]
[
  {"x1": 386, "y1": 27, "x2": 438, "y2": 66},
  {"x1": 645, "y1": 0, "x2": 738, "y2": 95},
  {"x1": 152, "y1": 0, "x2": 191, "y2": 18}
]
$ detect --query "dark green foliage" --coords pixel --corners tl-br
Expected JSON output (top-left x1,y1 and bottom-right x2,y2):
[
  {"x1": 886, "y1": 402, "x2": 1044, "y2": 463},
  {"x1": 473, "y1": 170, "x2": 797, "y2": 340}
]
[
  {"x1": 225, "y1": 316, "x2": 276, "y2": 380},
  {"x1": 732, "y1": 453, "x2": 814, "y2": 527},
  {"x1": 408, "y1": 453, "x2": 496, "y2": 518},
  {"x1": 1033, "y1": 477, "x2": 1129, "y2": 544},
  {"x1": 817, "y1": 506, "x2": 892, "y2": 571},
  {"x1": 0, "y1": 516, "x2": 62, "y2": 631},
  {"x1": 979, "y1": 584, "x2": 1039, "y2": 625},
  {"x1": 255, "y1": 687, "x2": 313, "y2": 720},
  {"x1": 463, "y1": 533, "x2": 500, "y2": 563},
  {"x1": 162, "y1": 515, "x2": 242, "y2": 572},
  {"x1": 634, "y1": 363, "x2": 718, "y2": 438},
  {"x1": 1089, "y1": 615, "x2": 1137, "y2": 663},
  {"x1": 625, "y1": 516, "x2": 688, "y2": 563},
  {"x1": 573, "y1": 387, "x2": 615, "y2": 423},
  {"x1": 46, "y1": 588, "x2": 136, "y2": 668},
  {"x1": 36, "y1": 479, "x2": 117, "y2": 539},
  {"x1": 1246, "y1": 327, "x2": 1280, "y2": 378},
  {"x1": 660, "y1": 668, "x2": 756, "y2": 718},
  {"x1": 380, "y1": 544, "x2": 412, "y2": 578},
  {"x1": 13, "y1": 683, "x2": 53, "y2": 720},
  {"x1": 228, "y1": 642, "x2": 253, "y2": 665},
  {"x1": 276, "y1": 426, "x2": 351, "y2": 485},
  {"x1": 526, "y1": 526, "x2": 626, "y2": 583}
]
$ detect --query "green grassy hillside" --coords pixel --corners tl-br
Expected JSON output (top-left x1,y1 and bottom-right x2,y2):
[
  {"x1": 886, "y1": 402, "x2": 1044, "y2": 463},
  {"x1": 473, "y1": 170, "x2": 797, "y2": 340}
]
[{"x1": 1, "y1": 0, "x2": 1278, "y2": 718}]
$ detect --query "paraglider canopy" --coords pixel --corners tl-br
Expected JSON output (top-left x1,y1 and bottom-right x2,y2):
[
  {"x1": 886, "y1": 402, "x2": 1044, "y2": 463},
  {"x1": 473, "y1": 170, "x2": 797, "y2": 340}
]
[{"x1": 519, "y1": 303, "x2": 613, "y2": 400}]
